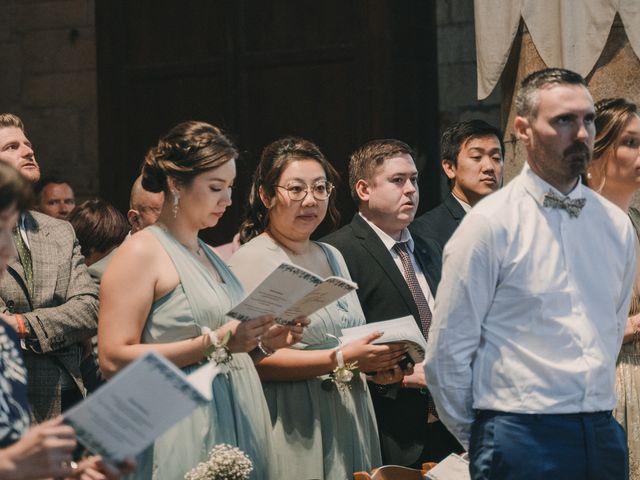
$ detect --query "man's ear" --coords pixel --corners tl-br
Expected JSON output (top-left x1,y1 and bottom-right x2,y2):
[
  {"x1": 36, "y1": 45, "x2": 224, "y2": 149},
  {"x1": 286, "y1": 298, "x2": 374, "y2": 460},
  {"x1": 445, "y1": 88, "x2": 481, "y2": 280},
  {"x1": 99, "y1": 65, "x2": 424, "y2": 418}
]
[
  {"x1": 354, "y1": 179, "x2": 370, "y2": 202},
  {"x1": 127, "y1": 208, "x2": 140, "y2": 227},
  {"x1": 441, "y1": 159, "x2": 456, "y2": 181},
  {"x1": 514, "y1": 115, "x2": 531, "y2": 145},
  {"x1": 127, "y1": 209, "x2": 139, "y2": 230},
  {"x1": 258, "y1": 186, "x2": 273, "y2": 208}
]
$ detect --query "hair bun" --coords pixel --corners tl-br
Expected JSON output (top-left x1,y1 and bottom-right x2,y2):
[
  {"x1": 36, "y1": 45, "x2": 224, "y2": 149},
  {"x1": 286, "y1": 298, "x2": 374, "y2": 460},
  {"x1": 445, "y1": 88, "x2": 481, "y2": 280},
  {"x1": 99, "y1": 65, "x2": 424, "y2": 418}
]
[{"x1": 141, "y1": 148, "x2": 167, "y2": 193}]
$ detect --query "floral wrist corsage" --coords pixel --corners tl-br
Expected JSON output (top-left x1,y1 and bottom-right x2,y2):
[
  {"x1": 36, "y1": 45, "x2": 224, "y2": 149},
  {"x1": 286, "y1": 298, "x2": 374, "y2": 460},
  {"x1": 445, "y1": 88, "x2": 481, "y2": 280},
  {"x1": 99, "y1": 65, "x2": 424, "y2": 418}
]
[
  {"x1": 202, "y1": 326, "x2": 232, "y2": 366},
  {"x1": 322, "y1": 334, "x2": 359, "y2": 392}
]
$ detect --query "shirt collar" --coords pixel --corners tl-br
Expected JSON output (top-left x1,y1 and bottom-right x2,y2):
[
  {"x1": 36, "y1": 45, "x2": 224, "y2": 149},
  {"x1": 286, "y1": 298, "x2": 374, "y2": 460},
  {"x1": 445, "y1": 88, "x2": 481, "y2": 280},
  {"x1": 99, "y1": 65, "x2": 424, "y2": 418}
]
[
  {"x1": 358, "y1": 212, "x2": 414, "y2": 253},
  {"x1": 451, "y1": 192, "x2": 472, "y2": 213},
  {"x1": 520, "y1": 162, "x2": 585, "y2": 208}
]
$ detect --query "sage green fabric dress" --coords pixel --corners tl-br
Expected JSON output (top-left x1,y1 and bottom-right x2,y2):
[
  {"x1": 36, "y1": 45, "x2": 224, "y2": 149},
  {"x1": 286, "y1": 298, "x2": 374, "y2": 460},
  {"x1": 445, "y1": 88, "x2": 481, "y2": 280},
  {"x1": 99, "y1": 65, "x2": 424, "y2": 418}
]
[
  {"x1": 228, "y1": 234, "x2": 382, "y2": 480},
  {"x1": 614, "y1": 207, "x2": 640, "y2": 480},
  {"x1": 130, "y1": 226, "x2": 277, "y2": 480}
]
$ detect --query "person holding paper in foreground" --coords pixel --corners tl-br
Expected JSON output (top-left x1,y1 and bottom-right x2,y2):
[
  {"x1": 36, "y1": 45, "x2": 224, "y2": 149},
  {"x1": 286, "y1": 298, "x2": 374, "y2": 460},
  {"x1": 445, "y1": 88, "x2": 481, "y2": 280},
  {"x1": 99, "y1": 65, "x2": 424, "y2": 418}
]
[
  {"x1": 0, "y1": 162, "x2": 130, "y2": 480},
  {"x1": 98, "y1": 122, "x2": 305, "y2": 480},
  {"x1": 229, "y1": 137, "x2": 408, "y2": 479}
]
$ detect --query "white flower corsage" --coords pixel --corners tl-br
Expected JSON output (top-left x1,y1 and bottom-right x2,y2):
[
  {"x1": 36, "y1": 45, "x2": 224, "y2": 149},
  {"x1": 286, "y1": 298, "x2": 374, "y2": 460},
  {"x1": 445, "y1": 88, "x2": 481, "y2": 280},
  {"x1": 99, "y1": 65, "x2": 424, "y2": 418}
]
[
  {"x1": 202, "y1": 326, "x2": 232, "y2": 368},
  {"x1": 184, "y1": 443, "x2": 253, "y2": 480},
  {"x1": 323, "y1": 333, "x2": 359, "y2": 392}
]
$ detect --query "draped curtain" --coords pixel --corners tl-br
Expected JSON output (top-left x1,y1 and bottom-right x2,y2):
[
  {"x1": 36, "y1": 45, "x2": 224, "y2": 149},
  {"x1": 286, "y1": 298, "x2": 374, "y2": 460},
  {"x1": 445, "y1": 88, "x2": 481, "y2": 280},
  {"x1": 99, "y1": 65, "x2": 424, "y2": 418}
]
[{"x1": 474, "y1": 0, "x2": 640, "y2": 99}]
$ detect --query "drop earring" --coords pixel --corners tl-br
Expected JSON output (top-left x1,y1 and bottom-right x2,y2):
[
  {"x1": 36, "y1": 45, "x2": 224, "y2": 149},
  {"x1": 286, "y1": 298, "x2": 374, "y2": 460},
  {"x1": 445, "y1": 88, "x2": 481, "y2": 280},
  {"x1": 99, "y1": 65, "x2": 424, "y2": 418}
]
[{"x1": 172, "y1": 190, "x2": 180, "y2": 218}]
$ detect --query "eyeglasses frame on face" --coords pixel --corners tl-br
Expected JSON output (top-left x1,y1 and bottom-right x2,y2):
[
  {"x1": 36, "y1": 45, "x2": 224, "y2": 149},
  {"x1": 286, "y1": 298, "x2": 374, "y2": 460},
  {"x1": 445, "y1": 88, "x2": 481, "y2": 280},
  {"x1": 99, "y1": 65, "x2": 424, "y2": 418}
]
[{"x1": 274, "y1": 180, "x2": 334, "y2": 201}]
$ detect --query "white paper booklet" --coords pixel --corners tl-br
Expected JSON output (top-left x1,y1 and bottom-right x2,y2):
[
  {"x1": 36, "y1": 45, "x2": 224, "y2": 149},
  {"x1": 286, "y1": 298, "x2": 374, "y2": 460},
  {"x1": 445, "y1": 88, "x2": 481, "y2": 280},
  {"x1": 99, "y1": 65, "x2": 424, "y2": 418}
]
[
  {"x1": 227, "y1": 262, "x2": 357, "y2": 325},
  {"x1": 64, "y1": 351, "x2": 219, "y2": 463},
  {"x1": 426, "y1": 453, "x2": 470, "y2": 479},
  {"x1": 341, "y1": 315, "x2": 428, "y2": 364}
]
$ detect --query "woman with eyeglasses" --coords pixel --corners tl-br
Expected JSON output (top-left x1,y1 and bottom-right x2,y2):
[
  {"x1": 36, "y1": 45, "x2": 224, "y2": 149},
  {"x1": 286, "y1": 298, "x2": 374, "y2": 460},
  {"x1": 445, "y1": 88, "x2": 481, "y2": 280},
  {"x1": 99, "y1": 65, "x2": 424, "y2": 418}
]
[{"x1": 228, "y1": 137, "x2": 409, "y2": 479}]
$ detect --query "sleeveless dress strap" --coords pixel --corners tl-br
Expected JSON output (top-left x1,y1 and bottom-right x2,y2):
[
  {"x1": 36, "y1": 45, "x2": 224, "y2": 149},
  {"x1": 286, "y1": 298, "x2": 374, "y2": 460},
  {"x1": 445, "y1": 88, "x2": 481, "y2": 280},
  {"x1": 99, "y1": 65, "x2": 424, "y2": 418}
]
[
  {"x1": 315, "y1": 241, "x2": 343, "y2": 276},
  {"x1": 147, "y1": 226, "x2": 244, "y2": 326}
]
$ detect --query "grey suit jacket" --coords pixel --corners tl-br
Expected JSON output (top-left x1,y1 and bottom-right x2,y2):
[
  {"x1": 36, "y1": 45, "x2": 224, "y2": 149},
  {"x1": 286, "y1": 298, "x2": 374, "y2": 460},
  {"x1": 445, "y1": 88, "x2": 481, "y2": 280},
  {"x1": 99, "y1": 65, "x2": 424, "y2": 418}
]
[{"x1": 0, "y1": 211, "x2": 99, "y2": 421}]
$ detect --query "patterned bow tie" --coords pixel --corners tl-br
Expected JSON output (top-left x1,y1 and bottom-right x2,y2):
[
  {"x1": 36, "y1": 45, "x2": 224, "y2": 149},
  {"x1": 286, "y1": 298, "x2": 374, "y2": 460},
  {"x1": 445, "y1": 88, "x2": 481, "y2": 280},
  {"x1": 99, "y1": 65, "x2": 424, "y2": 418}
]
[{"x1": 543, "y1": 190, "x2": 586, "y2": 218}]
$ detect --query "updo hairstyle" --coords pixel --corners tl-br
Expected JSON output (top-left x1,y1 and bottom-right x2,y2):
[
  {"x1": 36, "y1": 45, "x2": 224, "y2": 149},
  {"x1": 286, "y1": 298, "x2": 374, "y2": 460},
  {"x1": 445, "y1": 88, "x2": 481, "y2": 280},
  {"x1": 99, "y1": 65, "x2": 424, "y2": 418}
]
[{"x1": 141, "y1": 121, "x2": 238, "y2": 193}]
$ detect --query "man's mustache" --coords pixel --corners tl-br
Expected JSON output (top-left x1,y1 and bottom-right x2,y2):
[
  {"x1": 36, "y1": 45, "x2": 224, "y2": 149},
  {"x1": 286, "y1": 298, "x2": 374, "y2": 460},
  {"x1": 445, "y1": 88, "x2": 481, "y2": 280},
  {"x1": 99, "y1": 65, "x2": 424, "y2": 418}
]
[{"x1": 563, "y1": 142, "x2": 591, "y2": 159}]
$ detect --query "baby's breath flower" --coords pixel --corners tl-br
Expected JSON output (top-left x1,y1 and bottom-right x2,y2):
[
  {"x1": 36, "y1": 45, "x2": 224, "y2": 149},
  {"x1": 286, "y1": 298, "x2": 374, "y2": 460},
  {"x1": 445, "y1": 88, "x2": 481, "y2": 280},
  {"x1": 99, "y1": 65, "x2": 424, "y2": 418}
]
[{"x1": 185, "y1": 444, "x2": 253, "y2": 480}]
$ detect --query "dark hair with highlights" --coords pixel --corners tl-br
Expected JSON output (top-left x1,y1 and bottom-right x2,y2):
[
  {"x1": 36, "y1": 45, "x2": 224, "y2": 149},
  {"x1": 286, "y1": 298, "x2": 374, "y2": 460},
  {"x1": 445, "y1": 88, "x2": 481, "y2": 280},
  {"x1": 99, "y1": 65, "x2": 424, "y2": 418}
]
[
  {"x1": 584, "y1": 97, "x2": 639, "y2": 190},
  {"x1": 593, "y1": 98, "x2": 638, "y2": 160},
  {"x1": 239, "y1": 137, "x2": 340, "y2": 244},
  {"x1": 141, "y1": 121, "x2": 238, "y2": 193}
]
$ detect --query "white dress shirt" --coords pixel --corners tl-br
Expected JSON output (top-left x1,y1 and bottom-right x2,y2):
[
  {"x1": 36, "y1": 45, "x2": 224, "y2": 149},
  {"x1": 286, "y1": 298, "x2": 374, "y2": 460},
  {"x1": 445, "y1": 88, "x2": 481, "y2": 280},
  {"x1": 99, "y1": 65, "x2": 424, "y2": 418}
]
[
  {"x1": 359, "y1": 213, "x2": 435, "y2": 310},
  {"x1": 424, "y1": 163, "x2": 637, "y2": 449}
]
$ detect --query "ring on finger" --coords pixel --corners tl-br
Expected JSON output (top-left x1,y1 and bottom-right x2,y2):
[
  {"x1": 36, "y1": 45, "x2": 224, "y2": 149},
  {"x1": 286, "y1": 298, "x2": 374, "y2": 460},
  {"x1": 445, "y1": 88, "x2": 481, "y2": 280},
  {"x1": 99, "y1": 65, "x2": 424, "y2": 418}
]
[{"x1": 60, "y1": 460, "x2": 78, "y2": 470}]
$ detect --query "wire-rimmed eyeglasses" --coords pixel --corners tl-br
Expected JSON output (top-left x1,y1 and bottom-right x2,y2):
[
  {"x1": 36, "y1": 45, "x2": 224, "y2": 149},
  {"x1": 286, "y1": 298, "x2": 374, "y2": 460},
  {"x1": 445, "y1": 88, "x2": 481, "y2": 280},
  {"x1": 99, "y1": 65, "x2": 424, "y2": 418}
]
[{"x1": 274, "y1": 180, "x2": 334, "y2": 201}]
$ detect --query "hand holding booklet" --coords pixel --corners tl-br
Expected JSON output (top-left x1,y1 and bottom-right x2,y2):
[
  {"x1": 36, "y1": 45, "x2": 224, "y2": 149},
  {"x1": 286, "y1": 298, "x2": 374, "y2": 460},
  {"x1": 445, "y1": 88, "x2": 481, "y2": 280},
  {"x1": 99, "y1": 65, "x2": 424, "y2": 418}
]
[
  {"x1": 63, "y1": 351, "x2": 219, "y2": 463},
  {"x1": 226, "y1": 262, "x2": 357, "y2": 325},
  {"x1": 340, "y1": 316, "x2": 428, "y2": 365}
]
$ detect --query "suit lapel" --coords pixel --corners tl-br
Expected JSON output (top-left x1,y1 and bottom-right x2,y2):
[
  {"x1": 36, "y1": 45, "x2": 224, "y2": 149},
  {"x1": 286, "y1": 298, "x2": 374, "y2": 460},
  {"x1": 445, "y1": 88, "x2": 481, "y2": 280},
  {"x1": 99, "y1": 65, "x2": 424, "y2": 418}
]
[
  {"x1": 413, "y1": 236, "x2": 441, "y2": 295},
  {"x1": 6, "y1": 257, "x2": 28, "y2": 299},
  {"x1": 24, "y1": 212, "x2": 53, "y2": 307},
  {"x1": 351, "y1": 215, "x2": 421, "y2": 321},
  {"x1": 444, "y1": 192, "x2": 466, "y2": 224}
]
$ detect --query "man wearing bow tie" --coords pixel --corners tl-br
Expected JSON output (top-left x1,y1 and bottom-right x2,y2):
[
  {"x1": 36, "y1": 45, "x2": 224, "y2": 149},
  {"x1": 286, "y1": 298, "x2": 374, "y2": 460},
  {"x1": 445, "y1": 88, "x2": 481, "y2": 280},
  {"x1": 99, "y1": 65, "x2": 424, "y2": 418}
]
[{"x1": 424, "y1": 68, "x2": 637, "y2": 479}]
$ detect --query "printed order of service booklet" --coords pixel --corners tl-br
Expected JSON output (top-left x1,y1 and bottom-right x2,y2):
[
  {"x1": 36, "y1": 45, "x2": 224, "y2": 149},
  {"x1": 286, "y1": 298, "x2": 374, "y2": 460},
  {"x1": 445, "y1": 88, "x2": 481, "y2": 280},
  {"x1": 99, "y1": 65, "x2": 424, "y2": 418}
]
[
  {"x1": 340, "y1": 316, "x2": 429, "y2": 365},
  {"x1": 64, "y1": 351, "x2": 220, "y2": 463},
  {"x1": 227, "y1": 262, "x2": 357, "y2": 325}
]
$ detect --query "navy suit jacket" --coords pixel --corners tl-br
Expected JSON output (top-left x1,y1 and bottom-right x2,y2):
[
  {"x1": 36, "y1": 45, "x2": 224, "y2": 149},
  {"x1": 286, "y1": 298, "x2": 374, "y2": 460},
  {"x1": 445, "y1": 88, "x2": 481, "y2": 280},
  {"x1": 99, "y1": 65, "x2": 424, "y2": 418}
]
[
  {"x1": 409, "y1": 192, "x2": 466, "y2": 251},
  {"x1": 322, "y1": 214, "x2": 442, "y2": 466}
]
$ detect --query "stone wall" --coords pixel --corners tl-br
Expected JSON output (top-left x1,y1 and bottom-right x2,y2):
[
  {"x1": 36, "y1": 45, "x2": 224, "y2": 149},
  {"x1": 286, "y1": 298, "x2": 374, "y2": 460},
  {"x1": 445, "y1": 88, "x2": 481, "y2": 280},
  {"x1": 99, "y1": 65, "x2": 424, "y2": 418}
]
[
  {"x1": 0, "y1": 0, "x2": 98, "y2": 199},
  {"x1": 436, "y1": 0, "x2": 502, "y2": 133}
]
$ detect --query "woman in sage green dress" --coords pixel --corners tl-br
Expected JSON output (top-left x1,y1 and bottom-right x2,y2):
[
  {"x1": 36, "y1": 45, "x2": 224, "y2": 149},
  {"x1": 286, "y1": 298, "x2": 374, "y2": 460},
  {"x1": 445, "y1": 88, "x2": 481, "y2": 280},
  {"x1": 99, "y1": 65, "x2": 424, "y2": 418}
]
[
  {"x1": 98, "y1": 122, "x2": 305, "y2": 480},
  {"x1": 228, "y1": 137, "x2": 410, "y2": 479},
  {"x1": 586, "y1": 98, "x2": 640, "y2": 479}
]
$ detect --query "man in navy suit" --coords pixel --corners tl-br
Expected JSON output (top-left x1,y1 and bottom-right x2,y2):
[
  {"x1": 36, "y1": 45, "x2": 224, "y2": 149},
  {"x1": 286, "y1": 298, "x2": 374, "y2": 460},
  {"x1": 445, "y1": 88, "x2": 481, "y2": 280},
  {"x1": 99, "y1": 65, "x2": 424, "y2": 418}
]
[
  {"x1": 410, "y1": 120, "x2": 504, "y2": 250},
  {"x1": 323, "y1": 139, "x2": 461, "y2": 467}
]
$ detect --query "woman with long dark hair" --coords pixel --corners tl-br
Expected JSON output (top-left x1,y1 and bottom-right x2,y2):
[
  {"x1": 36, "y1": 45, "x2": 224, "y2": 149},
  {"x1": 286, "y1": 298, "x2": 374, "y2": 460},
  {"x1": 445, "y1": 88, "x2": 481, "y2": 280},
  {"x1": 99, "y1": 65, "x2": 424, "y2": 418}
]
[{"x1": 229, "y1": 137, "x2": 409, "y2": 478}]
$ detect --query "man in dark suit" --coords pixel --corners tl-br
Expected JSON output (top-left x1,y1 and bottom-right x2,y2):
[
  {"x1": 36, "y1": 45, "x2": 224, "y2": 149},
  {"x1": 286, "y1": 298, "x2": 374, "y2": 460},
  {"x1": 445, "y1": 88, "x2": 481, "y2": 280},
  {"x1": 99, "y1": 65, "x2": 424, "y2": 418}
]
[
  {"x1": 410, "y1": 120, "x2": 504, "y2": 249},
  {"x1": 323, "y1": 139, "x2": 461, "y2": 467},
  {"x1": 0, "y1": 113, "x2": 98, "y2": 422}
]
